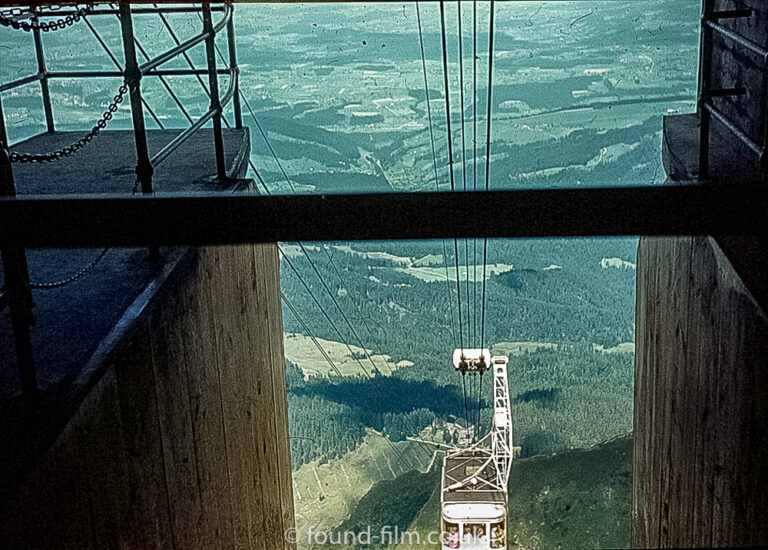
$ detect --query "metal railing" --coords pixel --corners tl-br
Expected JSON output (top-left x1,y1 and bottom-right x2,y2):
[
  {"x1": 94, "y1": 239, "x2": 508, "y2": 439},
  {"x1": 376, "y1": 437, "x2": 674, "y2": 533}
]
[
  {"x1": 698, "y1": 3, "x2": 768, "y2": 181},
  {"x1": 0, "y1": 3, "x2": 239, "y2": 182},
  {"x1": 0, "y1": 2, "x2": 240, "y2": 415}
]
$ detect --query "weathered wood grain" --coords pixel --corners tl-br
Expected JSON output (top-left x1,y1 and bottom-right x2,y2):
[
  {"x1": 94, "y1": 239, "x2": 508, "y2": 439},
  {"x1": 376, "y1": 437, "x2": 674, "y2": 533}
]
[
  {"x1": 666, "y1": 237, "x2": 691, "y2": 548},
  {"x1": 240, "y1": 243, "x2": 279, "y2": 550},
  {"x1": 209, "y1": 245, "x2": 262, "y2": 549},
  {"x1": 634, "y1": 236, "x2": 768, "y2": 548},
  {"x1": 179, "y1": 249, "x2": 236, "y2": 549},
  {"x1": 149, "y1": 286, "x2": 204, "y2": 549},
  {"x1": 113, "y1": 325, "x2": 174, "y2": 549},
  {"x1": 689, "y1": 236, "x2": 719, "y2": 547},
  {"x1": 0, "y1": 243, "x2": 290, "y2": 549},
  {"x1": 78, "y1": 369, "x2": 131, "y2": 549},
  {"x1": 262, "y1": 244, "x2": 297, "y2": 548}
]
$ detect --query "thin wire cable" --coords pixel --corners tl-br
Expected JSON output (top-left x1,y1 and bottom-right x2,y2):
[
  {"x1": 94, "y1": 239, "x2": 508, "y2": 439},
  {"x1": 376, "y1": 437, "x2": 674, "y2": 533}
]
[
  {"x1": 233, "y1": 51, "x2": 430, "y2": 425},
  {"x1": 216, "y1": 6, "x2": 449, "y2": 457},
  {"x1": 472, "y1": 2, "x2": 479, "y2": 349},
  {"x1": 470, "y1": 371, "x2": 475, "y2": 434},
  {"x1": 461, "y1": 373, "x2": 469, "y2": 436},
  {"x1": 200, "y1": 5, "x2": 442, "y2": 459},
  {"x1": 480, "y1": 0, "x2": 496, "y2": 349},
  {"x1": 477, "y1": 371, "x2": 483, "y2": 439},
  {"x1": 154, "y1": 8, "x2": 269, "y2": 192},
  {"x1": 457, "y1": 1, "x2": 468, "y2": 194},
  {"x1": 225, "y1": 45, "x2": 433, "y2": 454},
  {"x1": 241, "y1": 94, "x2": 296, "y2": 193},
  {"x1": 82, "y1": 16, "x2": 164, "y2": 129},
  {"x1": 440, "y1": 0, "x2": 464, "y2": 355},
  {"x1": 453, "y1": 239, "x2": 464, "y2": 354},
  {"x1": 320, "y1": 244, "x2": 392, "y2": 375},
  {"x1": 292, "y1": 244, "x2": 435, "y2": 460},
  {"x1": 281, "y1": 292, "x2": 416, "y2": 473},
  {"x1": 283, "y1": 250, "x2": 435, "y2": 463},
  {"x1": 416, "y1": 2, "x2": 458, "y2": 350},
  {"x1": 130, "y1": 25, "x2": 193, "y2": 125},
  {"x1": 281, "y1": 251, "x2": 377, "y2": 383},
  {"x1": 464, "y1": 239, "x2": 470, "y2": 350},
  {"x1": 457, "y1": 2, "x2": 473, "y2": 352},
  {"x1": 295, "y1": 242, "x2": 384, "y2": 379}
]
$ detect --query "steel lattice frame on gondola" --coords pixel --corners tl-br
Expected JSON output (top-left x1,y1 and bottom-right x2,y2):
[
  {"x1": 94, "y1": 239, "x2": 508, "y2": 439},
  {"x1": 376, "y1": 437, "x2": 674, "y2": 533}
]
[{"x1": 441, "y1": 349, "x2": 512, "y2": 550}]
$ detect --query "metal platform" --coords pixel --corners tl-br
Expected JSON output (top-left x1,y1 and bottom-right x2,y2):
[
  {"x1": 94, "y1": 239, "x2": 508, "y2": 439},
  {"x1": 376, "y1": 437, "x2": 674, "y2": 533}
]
[
  {"x1": 1, "y1": 128, "x2": 250, "y2": 399},
  {"x1": 0, "y1": 127, "x2": 249, "y2": 496}
]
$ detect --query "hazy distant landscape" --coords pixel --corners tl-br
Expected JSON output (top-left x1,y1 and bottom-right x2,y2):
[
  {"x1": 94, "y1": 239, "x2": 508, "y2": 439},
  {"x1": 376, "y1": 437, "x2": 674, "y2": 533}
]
[{"x1": 0, "y1": 2, "x2": 700, "y2": 547}]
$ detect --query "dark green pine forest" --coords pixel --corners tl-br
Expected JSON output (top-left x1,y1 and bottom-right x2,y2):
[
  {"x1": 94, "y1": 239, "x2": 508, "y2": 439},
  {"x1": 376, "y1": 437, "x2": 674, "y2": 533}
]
[{"x1": 282, "y1": 237, "x2": 636, "y2": 470}]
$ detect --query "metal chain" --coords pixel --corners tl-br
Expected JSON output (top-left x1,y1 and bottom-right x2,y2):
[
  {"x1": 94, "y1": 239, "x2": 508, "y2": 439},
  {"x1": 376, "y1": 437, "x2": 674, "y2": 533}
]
[
  {"x1": 9, "y1": 83, "x2": 128, "y2": 164},
  {"x1": 5, "y1": 80, "x2": 131, "y2": 289},
  {"x1": 29, "y1": 248, "x2": 109, "y2": 289},
  {"x1": 0, "y1": 5, "x2": 94, "y2": 32}
]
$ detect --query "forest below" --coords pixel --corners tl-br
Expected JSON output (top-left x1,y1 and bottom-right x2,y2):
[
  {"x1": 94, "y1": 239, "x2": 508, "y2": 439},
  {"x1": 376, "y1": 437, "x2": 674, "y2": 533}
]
[{"x1": 282, "y1": 237, "x2": 636, "y2": 470}]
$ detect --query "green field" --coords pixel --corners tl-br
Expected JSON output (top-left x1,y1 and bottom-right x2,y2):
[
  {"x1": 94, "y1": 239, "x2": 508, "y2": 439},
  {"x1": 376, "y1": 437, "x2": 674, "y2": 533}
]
[{"x1": 293, "y1": 430, "x2": 432, "y2": 541}]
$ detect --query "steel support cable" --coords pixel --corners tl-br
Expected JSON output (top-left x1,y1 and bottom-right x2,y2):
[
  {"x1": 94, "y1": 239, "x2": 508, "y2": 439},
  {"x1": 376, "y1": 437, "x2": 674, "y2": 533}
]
[
  {"x1": 256, "y1": 169, "x2": 436, "y2": 457},
  {"x1": 416, "y1": 2, "x2": 458, "y2": 351},
  {"x1": 462, "y1": 372, "x2": 469, "y2": 436},
  {"x1": 281, "y1": 245, "x2": 435, "y2": 461},
  {"x1": 237, "y1": 157, "x2": 399, "y2": 422},
  {"x1": 476, "y1": 371, "x2": 483, "y2": 440},
  {"x1": 281, "y1": 252, "x2": 384, "y2": 390},
  {"x1": 210, "y1": 12, "x2": 413, "y2": 405},
  {"x1": 234, "y1": 70, "x2": 399, "y2": 377},
  {"x1": 457, "y1": 2, "x2": 472, "y2": 353},
  {"x1": 440, "y1": 0, "x2": 465, "y2": 355},
  {"x1": 281, "y1": 250, "x2": 434, "y2": 463},
  {"x1": 467, "y1": 371, "x2": 473, "y2": 434},
  {"x1": 237, "y1": 106, "x2": 438, "y2": 454},
  {"x1": 202, "y1": 15, "x2": 415, "y2": 393},
  {"x1": 472, "y1": 0, "x2": 479, "y2": 349},
  {"x1": 310, "y1": 247, "x2": 440, "y2": 464},
  {"x1": 82, "y1": 16, "x2": 164, "y2": 129},
  {"x1": 239, "y1": 92, "x2": 296, "y2": 193},
  {"x1": 206, "y1": 6, "x2": 447, "y2": 457},
  {"x1": 281, "y1": 291, "x2": 417, "y2": 473},
  {"x1": 480, "y1": 1, "x2": 496, "y2": 350},
  {"x1": 291, "y1": 243, "x2": 436, "y2": 461}
]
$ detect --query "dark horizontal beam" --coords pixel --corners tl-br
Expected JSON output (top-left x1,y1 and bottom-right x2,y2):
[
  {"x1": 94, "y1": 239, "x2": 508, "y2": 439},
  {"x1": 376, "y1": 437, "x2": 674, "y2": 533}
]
[
  {"x1": 37, "y1": 7, "x2": 226, "y2": 16},
  {"x1": 46, "y1": 69, "x2": 232, "y2": 79},
  {"x1": 0, "y1": 185, "x2": 765, "y2": 248}
]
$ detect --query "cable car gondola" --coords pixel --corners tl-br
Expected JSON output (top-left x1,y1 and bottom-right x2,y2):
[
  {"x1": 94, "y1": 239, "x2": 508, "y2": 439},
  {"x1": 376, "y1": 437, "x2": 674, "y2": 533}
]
[{"x1": 441, "y1": 349, "x2": 512, "y2": 549}]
